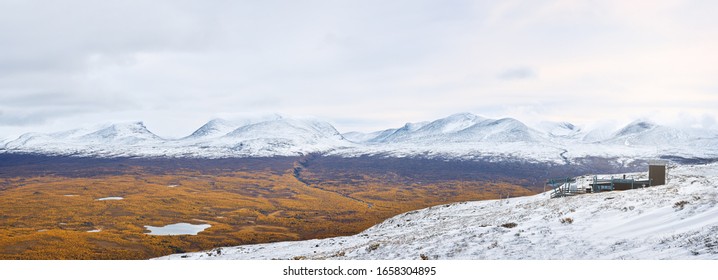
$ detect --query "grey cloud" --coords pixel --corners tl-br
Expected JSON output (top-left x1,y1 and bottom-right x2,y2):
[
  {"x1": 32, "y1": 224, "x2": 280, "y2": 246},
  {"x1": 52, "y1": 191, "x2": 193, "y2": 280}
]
[
  {"x1": 0, "y1": 1, "x2": 213, "y2": 77},
  {"x1": 0, "y1": 109, "x2": 56, "y2": 126},
  {"x1": 0, "y1": 91, "x2": 137, "y2": 110},
  {"x1": 1, "y1": 92, "x2": 84, "y2": 107}
]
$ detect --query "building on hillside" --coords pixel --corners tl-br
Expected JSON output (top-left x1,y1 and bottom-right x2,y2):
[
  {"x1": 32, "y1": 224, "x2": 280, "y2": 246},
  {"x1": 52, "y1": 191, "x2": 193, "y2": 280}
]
[
  {"x1": 548, "y1": 161, "x2": 667, "y2": 199},
  {"x1": 649, "y1": 160, "x2": 667, "y2": 186},
  {"x1": 589, "y1": 176, "x2": 651, "y2": 192}
]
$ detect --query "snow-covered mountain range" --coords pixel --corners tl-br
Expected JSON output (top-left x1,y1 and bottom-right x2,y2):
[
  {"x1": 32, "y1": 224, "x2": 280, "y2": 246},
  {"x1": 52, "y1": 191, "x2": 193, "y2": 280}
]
[
  {"x1": 156, "y1": 163, "x2": 718, "y2": 260},
  {"x1": 2, "y1": 113, "x2": 718, "y2": 162}
]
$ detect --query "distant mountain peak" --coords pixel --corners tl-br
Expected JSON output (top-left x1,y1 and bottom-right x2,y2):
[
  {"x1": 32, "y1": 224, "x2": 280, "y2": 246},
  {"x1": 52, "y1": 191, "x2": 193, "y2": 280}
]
[
  {"x1": 615, "y1": 120, "x2": 658, "y2": 137},
  {"x1": 80, "y1": 121, "x2": 162, "y2": 142},
  {"x1": 447, "y1": 112, "x2": 482, "y2": 119},
  {"x1": 559, "y1": 122, "x2": 576, "y2": 130},
  {"x1": 419, "y1": 113, "x2": 486, "y2": 134},
  {"x1": 537, "y1": 121, "x2": 582, "y2": 139},
  {"x1": 224, "y1": 117, "x2": 343, "y2": 141},
  {"x1": 111, "y1": 121, "x2": 151, "y2": 132},
  {"x1": 186, "y1": 118, "x2": 237, "y2": 139}
]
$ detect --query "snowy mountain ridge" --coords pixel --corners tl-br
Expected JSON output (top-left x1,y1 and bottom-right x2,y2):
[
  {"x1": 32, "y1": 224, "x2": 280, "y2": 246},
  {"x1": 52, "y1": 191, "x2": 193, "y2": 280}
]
[
  {"x1": 156, "y1": 163, "x2": 718, "y2": 260},
  {"x1": 369, "y1": 114, "x2": 541, "y2": 144},
  {"x1": 1, "y1": 116, "x2": 355, "y2": 158},
  {"x1": 2, "y1": 113, "x2": 718, "y2": 161}
]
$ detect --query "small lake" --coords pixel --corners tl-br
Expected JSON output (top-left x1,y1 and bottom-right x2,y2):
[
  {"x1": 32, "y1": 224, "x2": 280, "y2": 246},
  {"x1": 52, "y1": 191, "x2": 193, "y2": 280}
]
[
  {"x1": 144, "y1": 223, "x2": 211, "y2": 236},
  {"x1": 96, "y1": 197, "x2": 123, "y2": 201}
]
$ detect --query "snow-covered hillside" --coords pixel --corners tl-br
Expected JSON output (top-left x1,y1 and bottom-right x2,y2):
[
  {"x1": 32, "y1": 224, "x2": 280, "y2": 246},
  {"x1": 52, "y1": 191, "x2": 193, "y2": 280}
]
[
  {"x1": 3, "y1": 122, "x2": 165, "y2": 157},
  {"x1": 2, "y1": 113, "x2": 718, "y2": 161},
  {"x1": 157, "y1": 163, "x2": 718, "y2": 260},
  {"x1": 601, "y1": 120, "x2": 717, "y2": 147}
]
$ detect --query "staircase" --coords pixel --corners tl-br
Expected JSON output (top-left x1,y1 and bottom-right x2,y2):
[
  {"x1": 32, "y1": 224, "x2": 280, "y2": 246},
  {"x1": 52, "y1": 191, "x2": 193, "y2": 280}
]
[{"x1": 548, "y1": 178, "x2": 585, "y2": 199}]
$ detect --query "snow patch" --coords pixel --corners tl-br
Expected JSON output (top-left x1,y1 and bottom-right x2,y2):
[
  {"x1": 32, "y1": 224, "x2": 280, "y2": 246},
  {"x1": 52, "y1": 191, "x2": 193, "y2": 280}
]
[
  {"x1": 96, "y1": 197, "x2": 123, "y2": 201},
  {"x1": 145, "y1": 223, "x2": 211, "y2": 236}
]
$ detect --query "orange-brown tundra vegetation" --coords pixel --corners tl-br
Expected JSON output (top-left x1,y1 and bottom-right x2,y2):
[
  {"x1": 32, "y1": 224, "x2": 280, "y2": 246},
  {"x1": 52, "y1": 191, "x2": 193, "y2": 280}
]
[{"x1": 0, "y1": 155, "x2": 537, "y2": 259}]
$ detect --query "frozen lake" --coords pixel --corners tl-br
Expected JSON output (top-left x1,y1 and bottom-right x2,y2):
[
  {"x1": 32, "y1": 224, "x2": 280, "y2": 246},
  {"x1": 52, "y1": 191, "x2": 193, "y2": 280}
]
[
  {"x1": 96, "y1": 197, "x2": 123, "y2": 201},
  {"x1": 144, "y1": 223, "x2": 211, "y2": 236}
]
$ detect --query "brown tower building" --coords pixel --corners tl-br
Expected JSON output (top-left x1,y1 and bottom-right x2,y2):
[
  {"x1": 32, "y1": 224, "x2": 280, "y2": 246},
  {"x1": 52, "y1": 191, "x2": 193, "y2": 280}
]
[{"x1": 649, "y1": 161, "x2": 667, "y2": 186}]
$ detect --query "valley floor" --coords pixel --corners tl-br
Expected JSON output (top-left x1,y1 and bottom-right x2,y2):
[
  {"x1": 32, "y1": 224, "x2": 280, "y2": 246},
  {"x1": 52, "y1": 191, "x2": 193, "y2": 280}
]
[{"x1": 0, "y1": 155, "x2": 535, "y2": 259}]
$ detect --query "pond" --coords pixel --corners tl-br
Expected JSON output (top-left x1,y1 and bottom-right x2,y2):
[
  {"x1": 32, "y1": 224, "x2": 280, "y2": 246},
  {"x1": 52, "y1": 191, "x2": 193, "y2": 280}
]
[
  {"x1": 96, "y1": 197, "x2": 123, "y2": 201},
  {"x1": 144, "y1": 223, "x2": 211, "y2": 236}
]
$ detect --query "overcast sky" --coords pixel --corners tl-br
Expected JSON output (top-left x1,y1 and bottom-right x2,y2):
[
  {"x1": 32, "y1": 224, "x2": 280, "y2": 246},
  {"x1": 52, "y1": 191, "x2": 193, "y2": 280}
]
[{"x1": 1, "y1": 0, "x2": 717, "y2": 139}]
